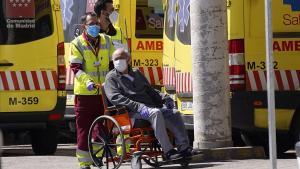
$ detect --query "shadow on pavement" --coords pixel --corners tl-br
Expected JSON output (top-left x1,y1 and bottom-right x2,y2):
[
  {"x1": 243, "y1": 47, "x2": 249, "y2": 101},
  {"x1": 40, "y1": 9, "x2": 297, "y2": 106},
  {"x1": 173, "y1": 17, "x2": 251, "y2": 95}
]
[
  {"x1": 2, "y1": 144, "x2": 76, "y2": 157},
  {"x1": 143, "y1": 163, "x2": 220, "y2": 169}
]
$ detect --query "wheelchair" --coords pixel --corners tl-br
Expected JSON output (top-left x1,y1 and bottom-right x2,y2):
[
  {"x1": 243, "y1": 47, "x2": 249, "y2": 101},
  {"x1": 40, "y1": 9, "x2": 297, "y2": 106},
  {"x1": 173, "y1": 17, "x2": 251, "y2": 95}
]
[{"x1": 87, "y1": 85, "x2": 190, "y2": 169}]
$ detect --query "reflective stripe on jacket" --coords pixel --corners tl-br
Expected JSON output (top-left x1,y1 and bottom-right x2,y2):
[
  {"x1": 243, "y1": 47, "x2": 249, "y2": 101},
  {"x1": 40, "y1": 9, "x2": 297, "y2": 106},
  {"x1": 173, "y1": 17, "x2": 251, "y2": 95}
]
[{"x1": 76, "y1": 149, "x2": 93, "y2": 167}]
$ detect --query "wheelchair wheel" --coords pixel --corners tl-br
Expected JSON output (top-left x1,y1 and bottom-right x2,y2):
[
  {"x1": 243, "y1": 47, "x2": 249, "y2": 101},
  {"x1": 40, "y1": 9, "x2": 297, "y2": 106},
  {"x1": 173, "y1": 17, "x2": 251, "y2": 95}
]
[
  {"x1": 142, "y1": 141, "x2": 163, "y2": 168},
  {"x1": 88, "y1": 115, "x2": 126, "y2": 169},
  {"x1": 143, "y1": 157, "x2": 161, "y2": 168}
]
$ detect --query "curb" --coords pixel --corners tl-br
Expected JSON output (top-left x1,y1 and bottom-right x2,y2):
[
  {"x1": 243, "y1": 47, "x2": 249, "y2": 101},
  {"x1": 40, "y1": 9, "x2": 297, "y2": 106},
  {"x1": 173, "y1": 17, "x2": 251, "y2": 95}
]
[
  {"x1": 296, "y1": 142, "x2": 300, "y2": 169},
  {"x1": 2, "y1": 144, "x2": 76, "y2": 156},
  {"x1": 191, "y1": 146, "x2": 266, "y2": 163},
  {"x1": 2, "y1": 145, "x2": 265, "y2": 161}
]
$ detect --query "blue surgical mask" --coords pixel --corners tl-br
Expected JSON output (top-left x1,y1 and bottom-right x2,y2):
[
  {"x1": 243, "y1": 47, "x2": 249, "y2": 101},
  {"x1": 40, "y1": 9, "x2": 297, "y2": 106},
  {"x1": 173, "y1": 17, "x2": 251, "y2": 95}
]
[{"x1": 87, "y1": 25, "x2": 100, "y2": 38}]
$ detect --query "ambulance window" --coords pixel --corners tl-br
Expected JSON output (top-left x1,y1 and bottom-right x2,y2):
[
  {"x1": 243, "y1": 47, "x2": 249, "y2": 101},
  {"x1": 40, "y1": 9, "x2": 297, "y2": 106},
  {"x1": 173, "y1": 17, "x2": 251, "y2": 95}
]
[
  {"x1": 135, "y1": 0, "x2": 164, "y2": 38},
  {"x1": 0, "y1": 0, "x2": 53, "y2": 45},
  {"x1": 164, "y1": 0, "x2": 176, "y2": 41},
  {"x1": 176, "y1": 0, "x2": 191, "y2": 45}
]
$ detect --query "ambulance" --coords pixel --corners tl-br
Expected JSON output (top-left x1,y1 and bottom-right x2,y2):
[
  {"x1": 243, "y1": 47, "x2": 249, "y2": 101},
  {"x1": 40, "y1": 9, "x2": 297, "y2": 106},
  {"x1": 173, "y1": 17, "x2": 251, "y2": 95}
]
[
  {"x1": 0, "y1": 0, "x2": 66, "y2": 155},
  {"x1": 162, "y1": 0, "x2": 300, "y2": 154},
  {"x1": 113, "y1": 0, "x2": 164, "y2": 86}
]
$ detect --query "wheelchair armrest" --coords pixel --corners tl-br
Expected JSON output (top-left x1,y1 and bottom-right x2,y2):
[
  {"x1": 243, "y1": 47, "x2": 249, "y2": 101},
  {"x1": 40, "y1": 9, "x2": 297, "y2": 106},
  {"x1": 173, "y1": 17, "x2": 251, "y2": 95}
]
[
  {"x1": 106, "y1": 105, "x2": 127, "y2": 111},
  {"x1": 105, "y1": 106, "x2": 128, "y2": 116}
]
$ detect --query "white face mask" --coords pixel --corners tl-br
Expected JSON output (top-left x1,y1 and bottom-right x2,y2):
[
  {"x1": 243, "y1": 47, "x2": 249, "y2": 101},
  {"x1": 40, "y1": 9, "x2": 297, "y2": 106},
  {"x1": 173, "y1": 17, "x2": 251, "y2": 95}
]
[
  {"x1": 113, "y1": 59, "x2": 128, "y2": 72},
  {"x1": 109, "y1": 11, "x2": 119, "y2": 24}
]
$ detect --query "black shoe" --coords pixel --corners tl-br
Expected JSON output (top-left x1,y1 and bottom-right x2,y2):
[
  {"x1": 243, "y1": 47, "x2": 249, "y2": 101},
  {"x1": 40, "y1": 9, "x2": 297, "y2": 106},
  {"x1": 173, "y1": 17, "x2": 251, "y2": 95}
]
[
  {"x1": 180, "y1": 147, "x2": 202, "y2": 158},
  {"x1": 165, "y1": 149, "x2": 183, "y2": 161},
  {"x1": 80, "y1": 166, "x2": 91, "y2": 169}
]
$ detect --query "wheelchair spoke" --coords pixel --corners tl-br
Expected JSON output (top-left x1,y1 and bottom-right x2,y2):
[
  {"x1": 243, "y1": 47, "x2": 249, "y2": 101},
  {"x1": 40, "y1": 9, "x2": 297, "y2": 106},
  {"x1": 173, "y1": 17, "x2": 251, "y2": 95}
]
[
  {"x1": 107, "y1": 143, "x2": 122, "y2": 147},
  {"x1": 93, "y1": 146, "x2": 104, "y2": 157},
  {"x1": 99, "y1": 126, "x2": 109, "y2": 141},
  {"x1": 101, "y1": 147, "x2": 106, "y2": 159},
  {"x1": 105, "y1": 147, "x2": 109, "y2": 169},
  {"x1": 108, "y1": 123, "x2": 114, "y2": 137},
  {"x1": 107, "y1": 147, "x2": 116, "y2": 167}
]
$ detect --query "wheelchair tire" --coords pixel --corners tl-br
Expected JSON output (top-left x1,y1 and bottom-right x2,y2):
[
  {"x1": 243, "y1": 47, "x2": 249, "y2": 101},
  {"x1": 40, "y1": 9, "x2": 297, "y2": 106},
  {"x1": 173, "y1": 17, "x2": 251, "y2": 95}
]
[
  {"x1": 143, "y1": 158, "x2": 161, "y2": 168},
  {"x1": 88, "y1": 115, "x2": 126, "y2": 169},
  {"x1": 141, "y1": 140, "x2": 163, "y2": 168},
  {"x1": 142, "y1": 149, "x2": 163, "y2": 167}
]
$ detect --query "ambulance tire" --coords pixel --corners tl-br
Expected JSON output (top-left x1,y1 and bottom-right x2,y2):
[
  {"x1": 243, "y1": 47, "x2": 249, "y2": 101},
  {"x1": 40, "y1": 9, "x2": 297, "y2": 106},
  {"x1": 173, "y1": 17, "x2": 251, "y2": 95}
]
[
  {"x1": 245, "y1": 131, "x2": 292, "y2": 156},
  {"x1": 30, "y1": 124, "x2": 58, "y2": 155},
  {"x1": 289, "y1": 106, "x2": 300, "y2": 144}
]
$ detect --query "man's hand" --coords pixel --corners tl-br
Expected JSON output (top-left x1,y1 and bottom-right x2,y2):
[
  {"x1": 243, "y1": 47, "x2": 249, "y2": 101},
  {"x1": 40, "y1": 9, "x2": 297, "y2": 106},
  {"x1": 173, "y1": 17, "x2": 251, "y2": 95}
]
[
  {"x1": 164, "y1": 97, "x2": 174, "y2": 109},
  {"x1": 94, "y1": 83, "x2": 101, "y2": 89},
  {"x1": 140, "y1": 106, "x2": 150, "y2": 119}
]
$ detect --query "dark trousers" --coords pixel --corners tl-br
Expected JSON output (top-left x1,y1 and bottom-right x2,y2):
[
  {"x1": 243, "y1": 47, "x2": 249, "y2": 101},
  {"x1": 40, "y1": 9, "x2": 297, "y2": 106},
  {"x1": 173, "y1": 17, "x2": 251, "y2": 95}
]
[{"x1": 75, "y1": 95, "x2": 104, "y2": 151}]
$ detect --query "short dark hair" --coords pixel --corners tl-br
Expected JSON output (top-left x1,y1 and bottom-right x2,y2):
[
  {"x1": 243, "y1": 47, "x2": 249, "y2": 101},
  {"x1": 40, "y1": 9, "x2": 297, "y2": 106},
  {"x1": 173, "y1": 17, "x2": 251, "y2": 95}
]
[
  {"x1": 94, "y1": 0, "x2": 113, "y2": 17},
  {"x1": 80, "y1": 12, "x2": 97, "y2": 24}
]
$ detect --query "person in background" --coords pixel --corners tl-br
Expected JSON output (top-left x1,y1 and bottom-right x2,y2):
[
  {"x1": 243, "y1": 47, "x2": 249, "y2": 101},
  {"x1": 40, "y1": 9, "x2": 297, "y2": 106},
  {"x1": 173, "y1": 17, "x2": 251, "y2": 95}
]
[
  {"x1": 94, "y1": 0, "x2": 117, "y2": 36},
  {"x1": 69, "y1": 12, "x2": 114, "y2": 169},
  {"x1": 104, "y1": 48, "x2": 195, "y2": 161}
]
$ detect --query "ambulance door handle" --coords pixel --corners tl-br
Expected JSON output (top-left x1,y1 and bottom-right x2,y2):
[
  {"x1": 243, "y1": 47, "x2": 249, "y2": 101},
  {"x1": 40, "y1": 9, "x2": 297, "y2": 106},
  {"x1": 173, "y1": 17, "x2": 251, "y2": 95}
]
[{"x1": 0, "y1": 63, "x2": 14, "y2": 66}]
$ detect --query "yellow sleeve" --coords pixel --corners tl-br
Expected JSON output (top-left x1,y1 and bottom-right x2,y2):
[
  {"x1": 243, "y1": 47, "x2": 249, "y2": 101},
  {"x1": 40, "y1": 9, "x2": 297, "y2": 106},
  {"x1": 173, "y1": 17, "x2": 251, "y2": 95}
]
[{"x1": 70, "y1": 39, "x2": 94, "y2": 86}]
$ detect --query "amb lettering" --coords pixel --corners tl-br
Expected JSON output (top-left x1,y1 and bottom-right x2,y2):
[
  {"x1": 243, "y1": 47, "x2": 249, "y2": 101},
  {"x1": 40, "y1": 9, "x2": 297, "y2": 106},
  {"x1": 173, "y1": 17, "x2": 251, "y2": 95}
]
[
  {"x1": 283, "y1": 13, "x2": 300, "y2": 25},
  {"x1": 136, "y1": 41, "x2": 163, "y2": 51},
  {"x1": 273, "y1": 40, "x2": 300, "y2": 51}
]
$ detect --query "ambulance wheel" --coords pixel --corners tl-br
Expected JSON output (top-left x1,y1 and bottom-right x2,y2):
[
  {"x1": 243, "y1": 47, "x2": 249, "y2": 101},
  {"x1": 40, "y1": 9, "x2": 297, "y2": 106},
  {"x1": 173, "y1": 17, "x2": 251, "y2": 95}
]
[
  {"x1": 245, "y1": 131, "x2": 291, "y2": 156},
  {"x1": 88, "y1": 115, "x2": 125, "y2": 169},
  {"x1": 31, "y1": 124, "x2": 58, "y2": 155},
  {"x1": 289, "y1": 106, "x2": 300, "y2": 143}
]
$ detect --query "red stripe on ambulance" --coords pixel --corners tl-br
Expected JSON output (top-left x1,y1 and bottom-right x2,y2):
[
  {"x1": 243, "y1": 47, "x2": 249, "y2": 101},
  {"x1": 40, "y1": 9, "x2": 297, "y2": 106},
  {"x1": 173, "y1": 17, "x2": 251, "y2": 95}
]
[
  {"x1": 66, "y1": 67, "x2": 75, "y2": 87},
  {"x1": 163, "y1": 66, "x2": 176, "y2": 87},
  {"x1": 138, "y1": 67, "x2": 162, "y2": 85},
  {"x1": 0, "y1": 71, "x2": 58, "y2": 91},
  {"x1": 176, "y1": 72, "x2": 192, "y2": 94},
  {"x1": 11, "y1": 71, "x2": 20, "y2": 90},
  {"x1": 247, "y1": 70, "x2": 300, "y2": 91}
]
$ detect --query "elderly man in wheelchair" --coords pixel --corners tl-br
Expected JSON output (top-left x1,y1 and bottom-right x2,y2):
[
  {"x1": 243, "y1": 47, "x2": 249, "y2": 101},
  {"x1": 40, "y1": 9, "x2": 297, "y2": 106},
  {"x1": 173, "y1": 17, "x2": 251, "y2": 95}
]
[{"x1": 104, "y1": 48, "x2": 194, "y2": 162}]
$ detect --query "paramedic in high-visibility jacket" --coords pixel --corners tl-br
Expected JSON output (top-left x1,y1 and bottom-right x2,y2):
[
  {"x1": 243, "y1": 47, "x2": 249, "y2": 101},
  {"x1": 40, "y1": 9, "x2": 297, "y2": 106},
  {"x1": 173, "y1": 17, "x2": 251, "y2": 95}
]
[
  {"x1": 94, "y1": 0, "x2": 117, "y2": 36},
  {"x1": 69, "y1": 12, "x2": 114, "y2": 169}
]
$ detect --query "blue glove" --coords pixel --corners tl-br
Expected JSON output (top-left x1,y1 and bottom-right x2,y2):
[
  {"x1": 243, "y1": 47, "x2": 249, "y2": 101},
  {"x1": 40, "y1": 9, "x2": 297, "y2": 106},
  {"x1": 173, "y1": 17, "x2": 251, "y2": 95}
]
[
  {"x1": 140, "y1": 106, "x2": 150, "y2": 119},
  {"x1": 165, "y1": 97, "x2": 174, "y2": 109},
  {"x1": 87, "y1": 82, "x2": 95, "y2": 91}
]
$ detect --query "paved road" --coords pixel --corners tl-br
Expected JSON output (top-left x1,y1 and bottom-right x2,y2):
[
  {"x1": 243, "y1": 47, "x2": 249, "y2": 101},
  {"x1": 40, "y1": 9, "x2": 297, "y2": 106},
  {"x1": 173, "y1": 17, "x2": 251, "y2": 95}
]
[{"x1": 1, "y1": 144, "x2": 299, "y2": 169}]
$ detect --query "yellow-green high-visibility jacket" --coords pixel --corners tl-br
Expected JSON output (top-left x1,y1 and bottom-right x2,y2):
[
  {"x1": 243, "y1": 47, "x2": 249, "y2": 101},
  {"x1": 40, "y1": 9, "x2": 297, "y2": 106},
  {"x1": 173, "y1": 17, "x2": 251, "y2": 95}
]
[
  {"x1": 70, "y1": 33, "x2": 114, "y2": 95},
  {"x1": 111, "y1": 27, "x2": 128, "y2": 50}
]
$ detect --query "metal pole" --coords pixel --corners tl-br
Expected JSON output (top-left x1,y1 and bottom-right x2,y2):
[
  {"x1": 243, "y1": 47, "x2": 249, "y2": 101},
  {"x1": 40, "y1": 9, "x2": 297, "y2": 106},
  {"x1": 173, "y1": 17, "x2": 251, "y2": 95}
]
[
  {"x1": 0, "y1": 130, "x2": 2, "y2": 169},
  {"x1": 264, "y1": 0, "x2": 277, "y2": 168}
]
